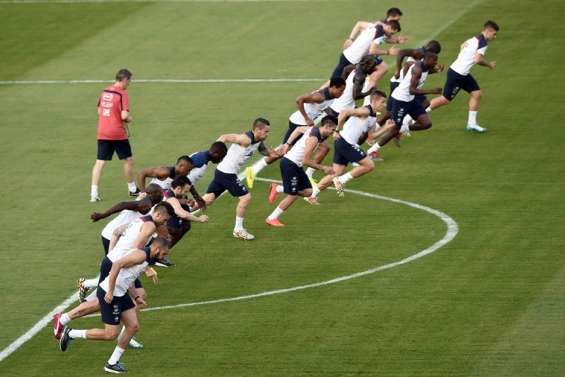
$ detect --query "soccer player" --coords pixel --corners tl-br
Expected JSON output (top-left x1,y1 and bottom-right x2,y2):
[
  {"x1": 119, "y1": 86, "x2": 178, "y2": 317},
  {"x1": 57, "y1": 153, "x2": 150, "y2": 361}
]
[
  {"x1": 427, "y1": 20, "x2": 499, "y2": 132},
  {"x1": 201, "y1": 118, "x2": 277, "y2": 240},
  {"x1": 244, "y1": 77, "x2": 346, "y2": 187},
  {"x1": 266, "y1": 116, "x2": 337, "y2": 226},
  {"x1": 137, "y1": 155, "x2": 193, "y2": 192},
  {"x1": 186, "y1": 141, "x2": 228, "y2": 185},
  {"x1": 91, "y1": 69, "x2": 137, "y2": 202},
  {"x1": 58, "y1": 237, "x2": 170, "y2": 374},
  {"x1": 343, "y1": 7, "x2": 406, "y2": 49}
]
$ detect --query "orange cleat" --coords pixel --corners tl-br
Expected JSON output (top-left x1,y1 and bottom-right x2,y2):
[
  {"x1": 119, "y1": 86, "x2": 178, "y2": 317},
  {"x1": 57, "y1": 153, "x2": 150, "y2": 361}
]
[
  {"x1": 265, "y1": 218, "x2": 285, "y2": 227},
  {"x1": 268, "y1": 183, "x2": 278, "y2": 204}
]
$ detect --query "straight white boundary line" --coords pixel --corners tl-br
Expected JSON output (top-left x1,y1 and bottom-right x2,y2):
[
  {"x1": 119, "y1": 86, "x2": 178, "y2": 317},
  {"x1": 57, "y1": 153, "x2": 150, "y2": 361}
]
[
  {"x1": 0, "y1": 78, "x2": 325, "y2": 85},
  {"x1": 0, "y1": 0, "x2": 322, "y2": 3}
]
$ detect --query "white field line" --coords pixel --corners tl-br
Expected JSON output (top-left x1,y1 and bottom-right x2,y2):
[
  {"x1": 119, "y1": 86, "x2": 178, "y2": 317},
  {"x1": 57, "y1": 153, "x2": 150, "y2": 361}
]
[
  {"x1": 0, "y1": 78, "x2": 325, "y2": 85},
  {"x1": 0, "y1": 0, "x2": 322, "y2": 3}
]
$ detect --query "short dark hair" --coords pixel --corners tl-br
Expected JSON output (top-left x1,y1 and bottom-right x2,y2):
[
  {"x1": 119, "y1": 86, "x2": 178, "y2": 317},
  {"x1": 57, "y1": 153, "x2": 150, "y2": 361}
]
[
  {"x1": 151, "y1": 237, "x2": 170, "y2": 250},
  {"x1": 252, "y1": 117, "x2": 270, "y2": 130},
  {"x1": 484, "y1": 20, "x2": 499, "y2": 31},
  {"x1": 425, "y1": 40, "x2": 442, "y2": 54},
  {"x1": 386, "y1": 20, "x2": 401, "y2": 32},
  {"x1": 386, "y1": 7, "x2": 403, "y2": 17},
  {"x1": 154, "y1": 201, "x2": 175, "y2": 217},
  {"x1": 171, "y1": 175, "x2": 191, "y2": 189},
  {"x1": 209, "y1": 141, "x2": 227, "y2": 155},
  {"x1": 321, "y1": 115, "x2": 338, "y2": 126},
  {"x1": 176, "y1": 155, "x2": 193, "y2": 165},
  {"x1": 371, "y1": 89, "x2": 387, "y2": 99},
  {"x1": 115, "y1": 68, "x2": 132, "y2": 82},
  {"x1": 329, "y1": 77, "x2": 346, "y2": 88},
  {"x1": 146, "y1": 183, "x2": 162, "y2": 194}
]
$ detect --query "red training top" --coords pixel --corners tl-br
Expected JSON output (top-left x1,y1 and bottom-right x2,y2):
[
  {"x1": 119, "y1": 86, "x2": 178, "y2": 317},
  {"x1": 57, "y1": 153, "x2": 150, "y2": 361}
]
[{"x1": 96, "y1": 85, "x2": 130, "y2": 140}]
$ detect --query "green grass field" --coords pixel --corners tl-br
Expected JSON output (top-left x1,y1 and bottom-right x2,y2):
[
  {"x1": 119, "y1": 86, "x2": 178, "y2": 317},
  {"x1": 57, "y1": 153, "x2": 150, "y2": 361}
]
[{"x1": 1, "y1": 0, "x2": 564, "y2": 376}]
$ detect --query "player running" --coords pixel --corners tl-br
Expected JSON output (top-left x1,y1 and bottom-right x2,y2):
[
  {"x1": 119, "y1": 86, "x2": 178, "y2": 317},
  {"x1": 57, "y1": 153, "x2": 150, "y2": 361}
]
[
  {"x1": 186, "y1": 141, "x2": 228, "y2": 185},
  {"x1": 343, "y1": 7, "x2": 405, "y2": 50},
  {"x1": 427, "y1": 20, "x2": 499, "y2": 132},
  {"x1": 266, "y1": 116, "x2": 338, "y2": 226},
  {"x1": 137, "y1": 155, "x2": 193, "y2": 192}
]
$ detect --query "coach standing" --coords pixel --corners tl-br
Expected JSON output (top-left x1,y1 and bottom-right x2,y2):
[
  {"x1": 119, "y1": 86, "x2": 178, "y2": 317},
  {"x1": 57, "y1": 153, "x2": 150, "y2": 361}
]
[{"x1": 90, "y1": 69, "x2": 139, "y2": 202}]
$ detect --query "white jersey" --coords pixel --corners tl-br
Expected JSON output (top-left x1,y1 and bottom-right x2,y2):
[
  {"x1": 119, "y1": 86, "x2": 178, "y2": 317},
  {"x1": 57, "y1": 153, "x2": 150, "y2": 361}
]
[
  {"x1": 288, "y1": 88, "x2": 335, "y2": 125},
  {"x1": 390, "y1": 56, "x2": 418, "y2": 84},
  {"x1": 107, "y1": 215, "x2": 155, "y2": 262},
  {"x1": 392, "y1": 61, "x2": 429, "y2": 102},
  {"x1": 148, "y1": 166, "x2": 176, "y2": 191},
  {"x1": 285, "y1": 127, "x2": 325, "y2": 167},
  {"x1": 217, "y1": 131, "x2": 262, "y2": 174},
  {"x1": 187, "y1": 150, "x2": 211, "y2": 185},
  {"x1": 99, "y1": 247, "x2": 152, "y2": 297},
  {"x1": 330, "y1": 69, "x2": 357, "y2": 113},
  {"x1": 450, "y1": 34, "x2": 488, "y2": 76},
  {"x1": 343, "y1": 23, "x2": 387, "y2": 64},
  {"x1": 101, "y1": 209, "x2": 143, "y2": 240},
  {"x1": 340, "y1": 105, "x2": 378, "y2": 146}
]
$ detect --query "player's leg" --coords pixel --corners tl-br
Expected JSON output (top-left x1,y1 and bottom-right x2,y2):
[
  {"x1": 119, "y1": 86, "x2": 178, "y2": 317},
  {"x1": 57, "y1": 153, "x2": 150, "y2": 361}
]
[
  {"x1": 233, "y1": 192, "x2": 253, "y2": 239},
  {"x1": 335, "y1": 156, "x2": 374, "y2": 186},
  {"x1": 91, "y1": 140, "x2": 112, "y2": 202},
  {"x1": 305, "y1": 142, "x2": 330, "y2": 180},
  {"x1": 464, "y1": 74, "x2": 486, "y2": 132},
  {"x1": 317, "y1": 163, "x2": 346, "y2": 192},
  {"x1": 115, "y1": 139, "x2": 138, "y2": 196}
]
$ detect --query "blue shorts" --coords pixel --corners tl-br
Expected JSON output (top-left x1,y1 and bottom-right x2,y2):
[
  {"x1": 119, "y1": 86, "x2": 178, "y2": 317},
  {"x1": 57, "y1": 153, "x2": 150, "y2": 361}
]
[
  {"x1": 97, "y1": 287, "x2": 136, "y2": 326},
  {"x1": 101, "y1": 236, "x2": 110, "y2": 255},
  {"x1": 333, "y1": 137, "x2": 366, "y2": 166},
  {"x1": 389, "y1": 97, "x2": 427, "y2": 127},
  {"x1": 98, "y1": 256, "x2": 141, "y2": 288},
  {"x1": 387, "y1": 81, "x2": 401, "y2": 112},
  {"x1": 280, "y1": 157, "x2": 311, "y2": 195},
  {"x1": 331, "y1": 53, "x2": 353, "y2": 79},
  {"x1": 207, "y1": 169, "x2": 248, "y2": 198},
  {"x1": 443, "y1": 68, "x2": 480, "y2": 101}
]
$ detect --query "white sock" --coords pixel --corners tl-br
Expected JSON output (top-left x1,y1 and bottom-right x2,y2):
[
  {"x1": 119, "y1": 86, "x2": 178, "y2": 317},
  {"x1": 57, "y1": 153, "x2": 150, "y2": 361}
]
[
  {"x1": 60, "y1": 313, "x2": 71, "y2": 326},
  {"x1": 267, "y1": 206, "x2": 284, "y2": 220},
  {"x1": 305, "y1": 167, "x2": 316, "y2": 178},
  {"x1": 425, "y1": 107, "x2": 432, "y2": 113},
  {"x1": 127, "y1": 182, "x2": 137, "y2": 192},
  {"x1": 367, "y1": 143, "x2": 381, "y2": 154},
  {"x1": 83, "y1": 278, "x2": 99, "y2": 289},
  {"x1": 69, "y1": 329, "x2": 87, "y2": 339},
  {"x1": 108, "y1": 346, "x2": 126, "y2": 365},
  {"x1": 468, "y1": 111, "x2": 478, "y2": 126},
  {"x1": 234, "y1": 216, "x2": 244, "y2": 231},
  {"x1": 275, "y1": 185, "x2": 284, "y2": 193},
  {"x1": 252, "y1": 158, "x2": 268, "y2": 175},
  {"x1": 337, "y1": 172, "x2": 354, "y2": 185},
  {"x1": 91, "y1": 185, "x2": 98, "y2": 197}
]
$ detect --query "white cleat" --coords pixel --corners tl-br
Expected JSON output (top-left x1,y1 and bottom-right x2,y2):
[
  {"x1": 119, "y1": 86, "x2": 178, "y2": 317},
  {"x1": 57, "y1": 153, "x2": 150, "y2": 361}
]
[
  {"x1": 128, "y1": 337, "x2": 144, "y2": 349},
  {"x1": 76, "y1": 277, "x2": 89, "y2": 303},
  {"x1": 332, "y1": 177, "x2": 345, "y2": 197},
  {"x1": 90, "y1": 195, "x2": 102, "y2": 202},
  {"x1": 233, "y1": 228, "x2": 255, "y2": 240},
  {"x1": 466, "y1": 124, "x2": 488, "y2": 133}
]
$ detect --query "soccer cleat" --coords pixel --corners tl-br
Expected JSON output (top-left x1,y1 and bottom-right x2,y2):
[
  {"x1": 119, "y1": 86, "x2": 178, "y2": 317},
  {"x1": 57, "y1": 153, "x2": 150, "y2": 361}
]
[
  {"x1": 245, "y1": 167, "x2": 256, "y2": 189},
  {"x1": 154, "y1": 255, "x2": 175, "y2": 268},
  {"x1": 128, "y1": 188, "x2": 140, "y2": 197},
  {"x1": 90, "y1": 195, "x2": 102, "y2": 203},
  {"x1": 332, "y1": 177, "x2": 345, "y2": 197},
  {"x1": 233, "y1": 229, "x2": 255, "y2": 240},
  {"x1": 52, "y1": 313, "x2": 64, "y2": 340},
  {"x1": 369, "y1": 150, "x2": 384, "y2": 162},
  {"x1": 304, "y1": 196, "x2": 320, "y2": 205},
  {"x1": 104, "y1": 362, "x2": 128, "y2": 374},
  {"x1": 265, "y1": 218, "x2": 285, "y2": 227},
  {"x1": 466, "y1": 124, "x2": 488, "y2": 133},
  {"x1": 77, "y1": 277, "x2": 89, "y2": 303},
  {"x1": 268, "y1": 183, "x2": 278, "y2": 204},
  {"x1": 128, "y1": 337, "x2": 144, "y2": 349},
  {"x1": 59, "y1": 327, "x2": 72, "y2": 352}
]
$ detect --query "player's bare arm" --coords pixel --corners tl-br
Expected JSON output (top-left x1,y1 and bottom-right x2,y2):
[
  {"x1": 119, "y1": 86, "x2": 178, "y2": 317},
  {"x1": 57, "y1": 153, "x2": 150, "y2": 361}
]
[
  {"x1": 409, "y1": 66, "x2": 442, "y2": 96},
  {"x1": 343, "y1": 21, "x2": 372, "y2": 48},
  {"x1": 474, "y1": 53, "x2": 496, "y2": 69},
  {"x1": 104, "y1": 249, "x2": 146, "y2": 303},
  {"x1": 217, "y1": 133, "x2": 252, "y2": 147},
  {"x1": 90, "y1": 200, "x2": 149, "y2": 222},
  {"x1": 167, "y1": 196, "x2": 208, "y2": 223},
  {"x1": 137, "y1": 166, "x2": 172, "y2": 192},
  {"x1": 303, "y1": 136, "x2": 332, "y2": 174},
  {"x1": 296, "y1": 91, "x2": 325, "y2": 127},
  {"x1": 134, "y1": 222, "x2": 158, "y2": 249},
  {"x1": 109, "y1": 223, "x2": 129, "y2": 251}
]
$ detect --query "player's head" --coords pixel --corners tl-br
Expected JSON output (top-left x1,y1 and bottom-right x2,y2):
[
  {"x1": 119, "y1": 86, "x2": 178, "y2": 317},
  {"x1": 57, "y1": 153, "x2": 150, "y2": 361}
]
[
  {"x1": 385, "y1": 7, "x2": 403, "y2": 21},
  {"x1": 150, "y1": 237, "x2": 170, "y2": 261},
  {"x1": 152, "y1": 202, "x2": 174, "y2": 225},
  {"x1": 423, "y1": 51, "x2": 439, "y2": 69},
  {"x1": 329, "y1": 77, "x2": 347, "y2": 98},
  {"x1": 208, "y1": 141, "x2": 228, "y2": 164},
  {"x1": 145, "y1": 183, "x2": 164, "y2": 204},
  {"x1": 115, "y1": 68, "x2": 133, "y2": 88},
  {"x1": 171, "y1": 175, "x2": 191, "y2": 198},
  {"x1": 383, "y1": 20, "x2": 401, "y2": 35},
  {"x1": 425, "y1": 40, "x2": 442, "y2": 54},
  {"x1": 175, "y1": 155, "x2": 193, "y2": 176},
  {"x1": 319, "y1": 115, "x2": 338, "y2": 137},
  {"x1": 369, "y1": 89, "x2": 387, "y2": 112},
  {"x1": 252, "y1": 117, "x2": 271, "y2": 141},
  {"x1": 360, "y1": 54, "x2": 380, "y2": 73},
  {"x1": 483, "y1": 20, "x2": 499, "y2": 40}
]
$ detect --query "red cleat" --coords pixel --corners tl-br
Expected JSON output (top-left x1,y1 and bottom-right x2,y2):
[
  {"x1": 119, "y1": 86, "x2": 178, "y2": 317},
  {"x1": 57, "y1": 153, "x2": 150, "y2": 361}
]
[
  {"x1": 268, "y1": 183, "x2": 278, "y2": 204},
  {"x1": 265, "y1": 218, "x2": 285, "y2": 227},
  {"x1": 52, "y1": 313, "x2": 64, "y2": 340}
]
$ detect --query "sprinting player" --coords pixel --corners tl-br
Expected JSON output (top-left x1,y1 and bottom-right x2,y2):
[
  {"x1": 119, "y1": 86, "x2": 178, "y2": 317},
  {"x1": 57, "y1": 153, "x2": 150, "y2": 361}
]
[
  {"x1": 186, "y1": 141, "x2": 228, "y2": 185},
  {"x1": 137, "y1": 155, "x2": 193, "y2": 192},
  {"x1": 427, "y1": 21, "x2": 499, "y2": 132},
  {"x1": 201, "y1": 118, "x2": 277, "y2": 240},
  {"x1": 343, "y1": 7, "x2": 406, "y2": 49},
  {"x1": 58, "y1": 238, "x2": 170, "y2": 374},
  {"x1": 244, "y1": 78, "x2": 346, "y2": 187},
  {"x1": 91, "y1": 69, "x2": 137, "y2": 202},
  {"x1": 266, "y1": 116, "x2": 337, "y2": 226},
  {"x1": 312, "y1": 91, "x2": 392, "y2": 198}
]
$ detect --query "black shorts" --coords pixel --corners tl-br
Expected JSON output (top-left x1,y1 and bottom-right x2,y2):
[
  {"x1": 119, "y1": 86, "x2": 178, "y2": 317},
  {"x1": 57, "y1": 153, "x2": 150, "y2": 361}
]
[
  {"x1": 206, "y1": 169, "x2": 249, "y2": 198},
  {"x1": 389, "y1": 97, "x2": 427, "y2": 127},
  {"x1": 387, "y1": 81, "x2": 401, "y2": 112},
  {"x1": 280, "y1": 157, "x2": 311, "y2": 195},
  {"x1": 101, "y1": 236, "x2": 110, "y2": 255},
  {"x1": 442, "y1": 68, "x2": 480, "y2": 101},
  {"x1": 331, "y1": 53, "x2": 354, "y2": 79},
  {"x1": 333, "y1": 137, "x2": 366, "y2": 166},
  {"x1": 97, "y1": 139, "x2": 132, "y2": 161},
  {"x1": 282, "y1": 120, "x2": 305, "y2": 145},
  {"x1": 97, "y1": 287, "x2": 136, "y2": 325},
  {"x1": 98, "y1": 256, "x2": 113, "y2": 284}
]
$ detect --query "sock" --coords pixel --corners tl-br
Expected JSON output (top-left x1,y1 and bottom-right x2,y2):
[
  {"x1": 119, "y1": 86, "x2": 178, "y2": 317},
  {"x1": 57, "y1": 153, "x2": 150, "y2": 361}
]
[
  {"x1": 69, "y1": 329, "x2": 87, "y2": 339},
  {"x1": 312, "y1": 185, "x2": 320, "y2": 197},
  {"x1": 337, "y1": 172, "x2": 354, "y2": 185},
  {"x1": 252, "y1": 158, "x2": 268, "y2": 175},
  {"x1": 425, "y1": 107, "x2": 432, "y2": 113},
  {"x1": 60, "y1": 313, "x2": 71, "y2": 326},
  {"x1": 305, "y1": 167, "x2": 316, "y2": 178},
  {"x1": 468, "y1": 111, "x2": 478, "y2": 126},
  {"x1": 108, "y1": 346, "x2": 126, "y2": 365},
  {"x1": 275, "y1": 185, "x2": 284, "y2": 193},
  {"x1": 91, "y1": 185, "x2": 98, "y2": 197},
  {"x1": 83, "y1": 278, "x2": 99, "y2": 289},
  {"x1": 234, "y1": 216, "x2": 244, "y2": 231},
  {"x1": 267, "y1": 207, "x2": 284, "y2": 220},
  {"x1": 367, "y1": 143, "x2": 381, "y2": 154},
  {"x1": 127, "y1": 182, "x2": 137, "y2": 192}
]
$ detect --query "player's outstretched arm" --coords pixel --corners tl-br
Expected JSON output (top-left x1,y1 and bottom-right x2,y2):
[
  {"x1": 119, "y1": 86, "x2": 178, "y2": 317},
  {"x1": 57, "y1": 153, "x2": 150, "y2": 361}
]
[
  {"x1": 303, "y1": 137, "x2": 333, "y2": 175},
  {"x1": 137, "y1": 166, "x2": 171, "y2": 192},
  {"x1": 104, "y1": 250, "x2": 146, "y2": 303},
  {"x1": 408, "y1": 65, "x2": 442, "y2": 96},
  {"x1": 90, "y1": 200, "x2": 145, "y2": 222},
  {"x1": 189, "y1": 185, "x2": 206, "y2": 210},
  {"x1": 167, "y1": 197, "x2": 208, "y2": 223},
  {"x1": 343, "y1": 21, "x2": 372, "y2": 48},
  {"x1": 217, "y1": 133, "x2": 251, "y2": 147},
  {"x1": 474, "y1": 53, "x2": 496, "y2": 69},
  {"x1": 134, "y1": 222, "x2": 158, "y2": 250},
  {"x1": 296, "y1": 91, "x2": 325, "y2": 127},
  {"x1": 337, "y1": 107, "x2": 371, "y2": 131}
]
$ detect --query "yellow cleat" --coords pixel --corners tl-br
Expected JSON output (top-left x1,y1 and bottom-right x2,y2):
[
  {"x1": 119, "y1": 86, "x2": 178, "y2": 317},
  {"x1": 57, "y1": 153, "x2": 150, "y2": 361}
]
[{"x1": 245, "y1": 167, "x2": 256, "y2": 189}]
